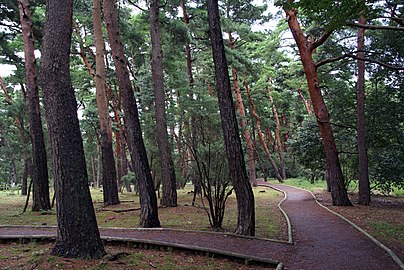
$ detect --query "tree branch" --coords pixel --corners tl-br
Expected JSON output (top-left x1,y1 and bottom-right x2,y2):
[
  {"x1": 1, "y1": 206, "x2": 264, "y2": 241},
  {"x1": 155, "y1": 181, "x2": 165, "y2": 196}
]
[
  {"x1": 346, "y1": 21, "x2": 404, "y2": 31},
  {"x1": 310, "y1": 30, "x2": 333, "y2": 52},
  {"x1": 316, "y1": 53, "x2": 404, "y2": 70},
  {"x1": 126, "y1": 0, "x2": 147, "y2": 12}
]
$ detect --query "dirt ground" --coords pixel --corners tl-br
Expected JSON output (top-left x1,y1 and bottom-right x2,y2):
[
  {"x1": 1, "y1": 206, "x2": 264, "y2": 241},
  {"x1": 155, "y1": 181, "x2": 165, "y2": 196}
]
[{"x1": 0, "y1": 241, "x2": 272, "y2": 270}]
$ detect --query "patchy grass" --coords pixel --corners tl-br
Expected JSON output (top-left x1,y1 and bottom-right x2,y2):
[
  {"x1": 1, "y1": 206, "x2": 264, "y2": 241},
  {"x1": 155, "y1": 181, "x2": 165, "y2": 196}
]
[
  {"x1": 0, "y1": 242, "x2": 269, "y2": 270},
  {"x1": 0, "y1": 185, "x2": 285, "y2": 240}
]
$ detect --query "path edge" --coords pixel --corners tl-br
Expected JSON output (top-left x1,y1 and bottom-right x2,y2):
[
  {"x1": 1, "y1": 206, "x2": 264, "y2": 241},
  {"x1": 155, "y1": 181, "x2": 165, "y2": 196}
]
[
  {"x1": 257, "y1": 183, "x2": 293, "y2": 244},
  {"x1": 275, "y1": 183, "x2": 404, "y2": 270}
]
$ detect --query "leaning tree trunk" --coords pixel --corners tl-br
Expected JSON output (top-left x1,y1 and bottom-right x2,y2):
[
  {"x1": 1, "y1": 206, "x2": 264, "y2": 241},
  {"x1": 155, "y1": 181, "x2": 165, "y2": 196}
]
[
  {"x1": 228, "y1": 34, "x2": 257, "y2": 187},
  {"x1": 18, "y1": 0, "x2": 51, "y2": 211},
  {"x1": 207, "y1": 0, "x2": 255, "y2": 236},
  {"x1": 356, "y1": 15, "x2": 370, "y2": 206},
  {"x1": 41, "y1": 0, "x2": 106, "y2": 258},
  {"x1": 92, "y1": 0, "x2": 120, "y2": 206},
  {"x1": 267, "y1": 81, "x2": 286, "y2": 180},
  {"x1": 149, "y1": 0, "x2": 177, "y2": 207},
  {"x1": 285, "y1": 8, "x2": 351, "y2": 206},
  {"x1": 244, "y1": 75, "x2": 283, "y2": 182},
  {"x1": 103, "y1": 0, "x2": 160, "y2": 227}
]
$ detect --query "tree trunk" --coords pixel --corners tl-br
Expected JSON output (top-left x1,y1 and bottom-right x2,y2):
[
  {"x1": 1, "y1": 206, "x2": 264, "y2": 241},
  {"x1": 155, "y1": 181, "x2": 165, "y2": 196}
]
[
  {"x1": 149, "y1": 0, "x2": 177, "y2": 207},
  {"x1": 41, "y1": 0, "x2": 106, "y2": 258},
  {"x1": 207, "y1": 0, "x2": 255, "y2": 236},
  {"x1": 18, "y1": 0, "x2": 51, "y2": 211},
  {"x1": 244, "y1": 75, "x2": 283, "y2": 182},
  {"x1": 267, "y1": 81, "x2": 286, "y2": 180},
  {"x1": 228, "y1": 37, "x2": 257, "y2": 187},
  {"x1": 92, "y1": 0, "x2": 120, "y2": 206},
  {"x1": 357, "y1": 16, "x2": 370, "y2": 206},
  {"x1": 103, "y1": 0, "x2": 160, "y2": 227},
  {"x1": 21, "y1": 158, "x2": 31, "y2": 195},
  {"x1": 285, "y1": 8, "x2": 352, "y2": 206}
]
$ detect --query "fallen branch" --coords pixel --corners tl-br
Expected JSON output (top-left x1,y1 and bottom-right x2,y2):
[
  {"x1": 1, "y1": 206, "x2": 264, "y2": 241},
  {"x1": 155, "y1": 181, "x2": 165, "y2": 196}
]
[{"x1": 98, "y1": 207, "x2": 141, "y2": 213}]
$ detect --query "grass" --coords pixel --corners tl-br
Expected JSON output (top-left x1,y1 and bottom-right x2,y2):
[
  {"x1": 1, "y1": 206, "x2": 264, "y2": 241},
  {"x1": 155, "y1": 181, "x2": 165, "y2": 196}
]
[{"x1": 0, "y1": 185, "x2": 285, "y2": 240}]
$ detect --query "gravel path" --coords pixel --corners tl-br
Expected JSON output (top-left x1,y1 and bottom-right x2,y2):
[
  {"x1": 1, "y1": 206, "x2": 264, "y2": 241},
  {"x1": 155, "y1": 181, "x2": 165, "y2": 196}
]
[{"x1": 0, "y1": 182, "x2": 401, "y2": 270}]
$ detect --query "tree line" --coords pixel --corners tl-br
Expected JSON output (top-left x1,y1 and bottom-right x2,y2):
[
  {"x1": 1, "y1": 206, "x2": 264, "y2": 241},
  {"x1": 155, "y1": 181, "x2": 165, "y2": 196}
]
[{"x1": 0, "y1": 0, "x2": 402, "y2": 258}]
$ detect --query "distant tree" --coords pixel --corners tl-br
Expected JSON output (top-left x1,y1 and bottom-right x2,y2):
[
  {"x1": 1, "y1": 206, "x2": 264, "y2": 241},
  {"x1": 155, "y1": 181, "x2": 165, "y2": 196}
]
[
  {"x1": 91, "y1": 0, "x2": 119, "y2": 206},
  {"x1": 207, "y1": 0, "x2": 255, "y2": 236},
  {"x1": 40, "y1": 0, "x2": 106, "y2": 258},
  {"x1": 149, "y1": 0, "x2": 177, "y2": 207},
  {"x1": 18, "y1": 0, "x2": 51, "y2": 211},
  {"x1": 356, "y1": 15, "x2": 370, "y2": 205}
]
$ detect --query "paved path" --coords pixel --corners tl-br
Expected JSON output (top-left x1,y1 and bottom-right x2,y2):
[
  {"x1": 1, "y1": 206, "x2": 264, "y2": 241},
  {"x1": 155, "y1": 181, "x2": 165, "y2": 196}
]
[
  {"x1": 259, "y1": 181, "x2": 401, "y2": 270},
  {"x1": 0, "y1": 182, "x2": 401, "y2": 270}
]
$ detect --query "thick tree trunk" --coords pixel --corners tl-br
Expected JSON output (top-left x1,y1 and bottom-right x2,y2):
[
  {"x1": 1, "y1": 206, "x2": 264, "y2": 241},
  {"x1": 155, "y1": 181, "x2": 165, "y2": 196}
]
[
  {"x1": 228, "y1": 37, "x2": 257, "y2": 187},
  {"x1": 18, "y1": 0, "x2": 51, "y2": 211},
  {"x1": 285, "y1": 8, "x2": 352, "y2": 206},
  {"x1": 267, "y1": 82, "x2": 286, "y2": 180},
  {"x1": 207, "y1": 0, "x2": 255, "y2": 236},
  {"x1": 92, "y1": 0, "x2": 120, "y2": 206},
  {"x1": 149, "y1": 0, "x2": 177, "y2": 207},
  {"x1": 41, "y1": 0, "x2": 106, "y2": 258},
  {"x1": 244, "y1": 75, "x2": 283, "y2": 182},
  {"x1": 357, "y1": 16, "x2": 370, "y2": 206},
  {"x1": 103, "y1": 0, "x2": 160, "y2": 227}
]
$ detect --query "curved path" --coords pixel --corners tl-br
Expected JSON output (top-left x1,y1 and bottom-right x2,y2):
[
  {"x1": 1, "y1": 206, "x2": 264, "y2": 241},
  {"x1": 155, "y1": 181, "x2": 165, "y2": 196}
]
[
  {"x1": 0, "y1": 183, "x2": 402, "y2": 270},
  {"x1": 259, "y1": 181, "x2": 402, "y2": 270}
]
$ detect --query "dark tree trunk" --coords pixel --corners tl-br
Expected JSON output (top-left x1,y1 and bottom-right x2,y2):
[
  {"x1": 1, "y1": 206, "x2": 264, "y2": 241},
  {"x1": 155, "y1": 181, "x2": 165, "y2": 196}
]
[
  {"x1": 285, "y1": 8, "x2": 352, "y2": 206},
  {"x1": 357, "y1": 16, "x2": 370, "y2": 206},
  {"x1": 103, "y1": 0, "x2": 160, "y2": 227},
  {"x1": 41, "y1": 0, "x2": 106, "y2": 258},
  {"x1": 21, "y1": 158, "x2": 31, "y2": 195},
  {"x1": 92, "y1": 0, "x2": 119, "y2": 206},
  {"x1": 207, "y1": 0, "x2": 255, "y2": 236},
  {"x1": 149, "y1": 0, "x2": 177, "y2": 207},
  {"x1": 18, "y1": 0, "x2": 51, "y2": 211}
]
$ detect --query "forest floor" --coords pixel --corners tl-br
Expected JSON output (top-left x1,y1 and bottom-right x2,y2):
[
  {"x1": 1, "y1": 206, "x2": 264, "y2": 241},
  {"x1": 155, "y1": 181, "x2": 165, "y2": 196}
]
[{"x1": 0, "y1": 181, "x2": 403, "y2": 269}]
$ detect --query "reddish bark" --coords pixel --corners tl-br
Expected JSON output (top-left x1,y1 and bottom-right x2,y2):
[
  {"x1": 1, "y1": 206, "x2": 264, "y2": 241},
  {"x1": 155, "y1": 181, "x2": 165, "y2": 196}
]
[
  {"x1": 228, "y1": 36, "x2": 257, "y2": 187},
  {"x1": 285, "y1": 8, "x2": 351, "y2": 206},
  {"x1": 92, "y1": 0, "x2": 119, "y2": 206},
  {"x1": 18, "y1": 0, "x2": 51, "y2": 211},
  {"x1": 245, "y1": 78, "x2": 283, "y2": 182}
]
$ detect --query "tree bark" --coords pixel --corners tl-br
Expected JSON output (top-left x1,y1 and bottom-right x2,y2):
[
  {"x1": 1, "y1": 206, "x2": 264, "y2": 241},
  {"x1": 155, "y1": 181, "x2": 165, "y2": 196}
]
[
  {"x1": 18, "y1": 0, "x2": 51, "y2": 211},
  {"x1": 149, "y1": 0, "x2": 177, "y2": 207},
  {"x1": 207, "y1": 0, "x2": 255, "y2": 236},
  {"x1": 244, "y1": 77, "x2": 283, "y2": 182},
  {"x1": 103, "y1": 0, "x2": 160, "y2": 227},
  {"x1": 357, "y1": 16, "x2": 370, "y2": 206},
  {"x1": 227, "y1": 37, "x2": 257, "y2": 187},
  {"x1": 267, "y1": 81, "x2": 286, "y2": 180},
  {"x1": 285, "y1": 8, "x2": 352, "y2": 206},
  {"x1": 41, "y1": 0, "x2": 106, "y2": 258},
  {"x1": 92, "y1": 0, "x2": 120, "y2": 206},
  {"x1": 21, "y1": 158, "x2": 31, "y2": 195}
]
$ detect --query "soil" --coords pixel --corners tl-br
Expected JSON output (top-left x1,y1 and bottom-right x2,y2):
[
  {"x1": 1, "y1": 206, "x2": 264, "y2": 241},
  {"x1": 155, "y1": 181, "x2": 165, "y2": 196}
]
[{"x1": 0, "y1": 241, "x2": 269, "y2": 270}]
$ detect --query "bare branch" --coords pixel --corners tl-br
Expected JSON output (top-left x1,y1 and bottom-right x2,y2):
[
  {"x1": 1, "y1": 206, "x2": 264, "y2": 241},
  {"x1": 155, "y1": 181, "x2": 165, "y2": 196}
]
[
  {"x1": 126, "y1": 0, "x2": 147, "y2": 12},
  {"x1": 316, "y1": 53, "x2": 404, "y2": 70},
  {"x1": 346, "y1": 21, "x2": 404, "y2": 31},
  {"x1": 310, "y1": 30, "x2": 333, "y2": 52}
]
